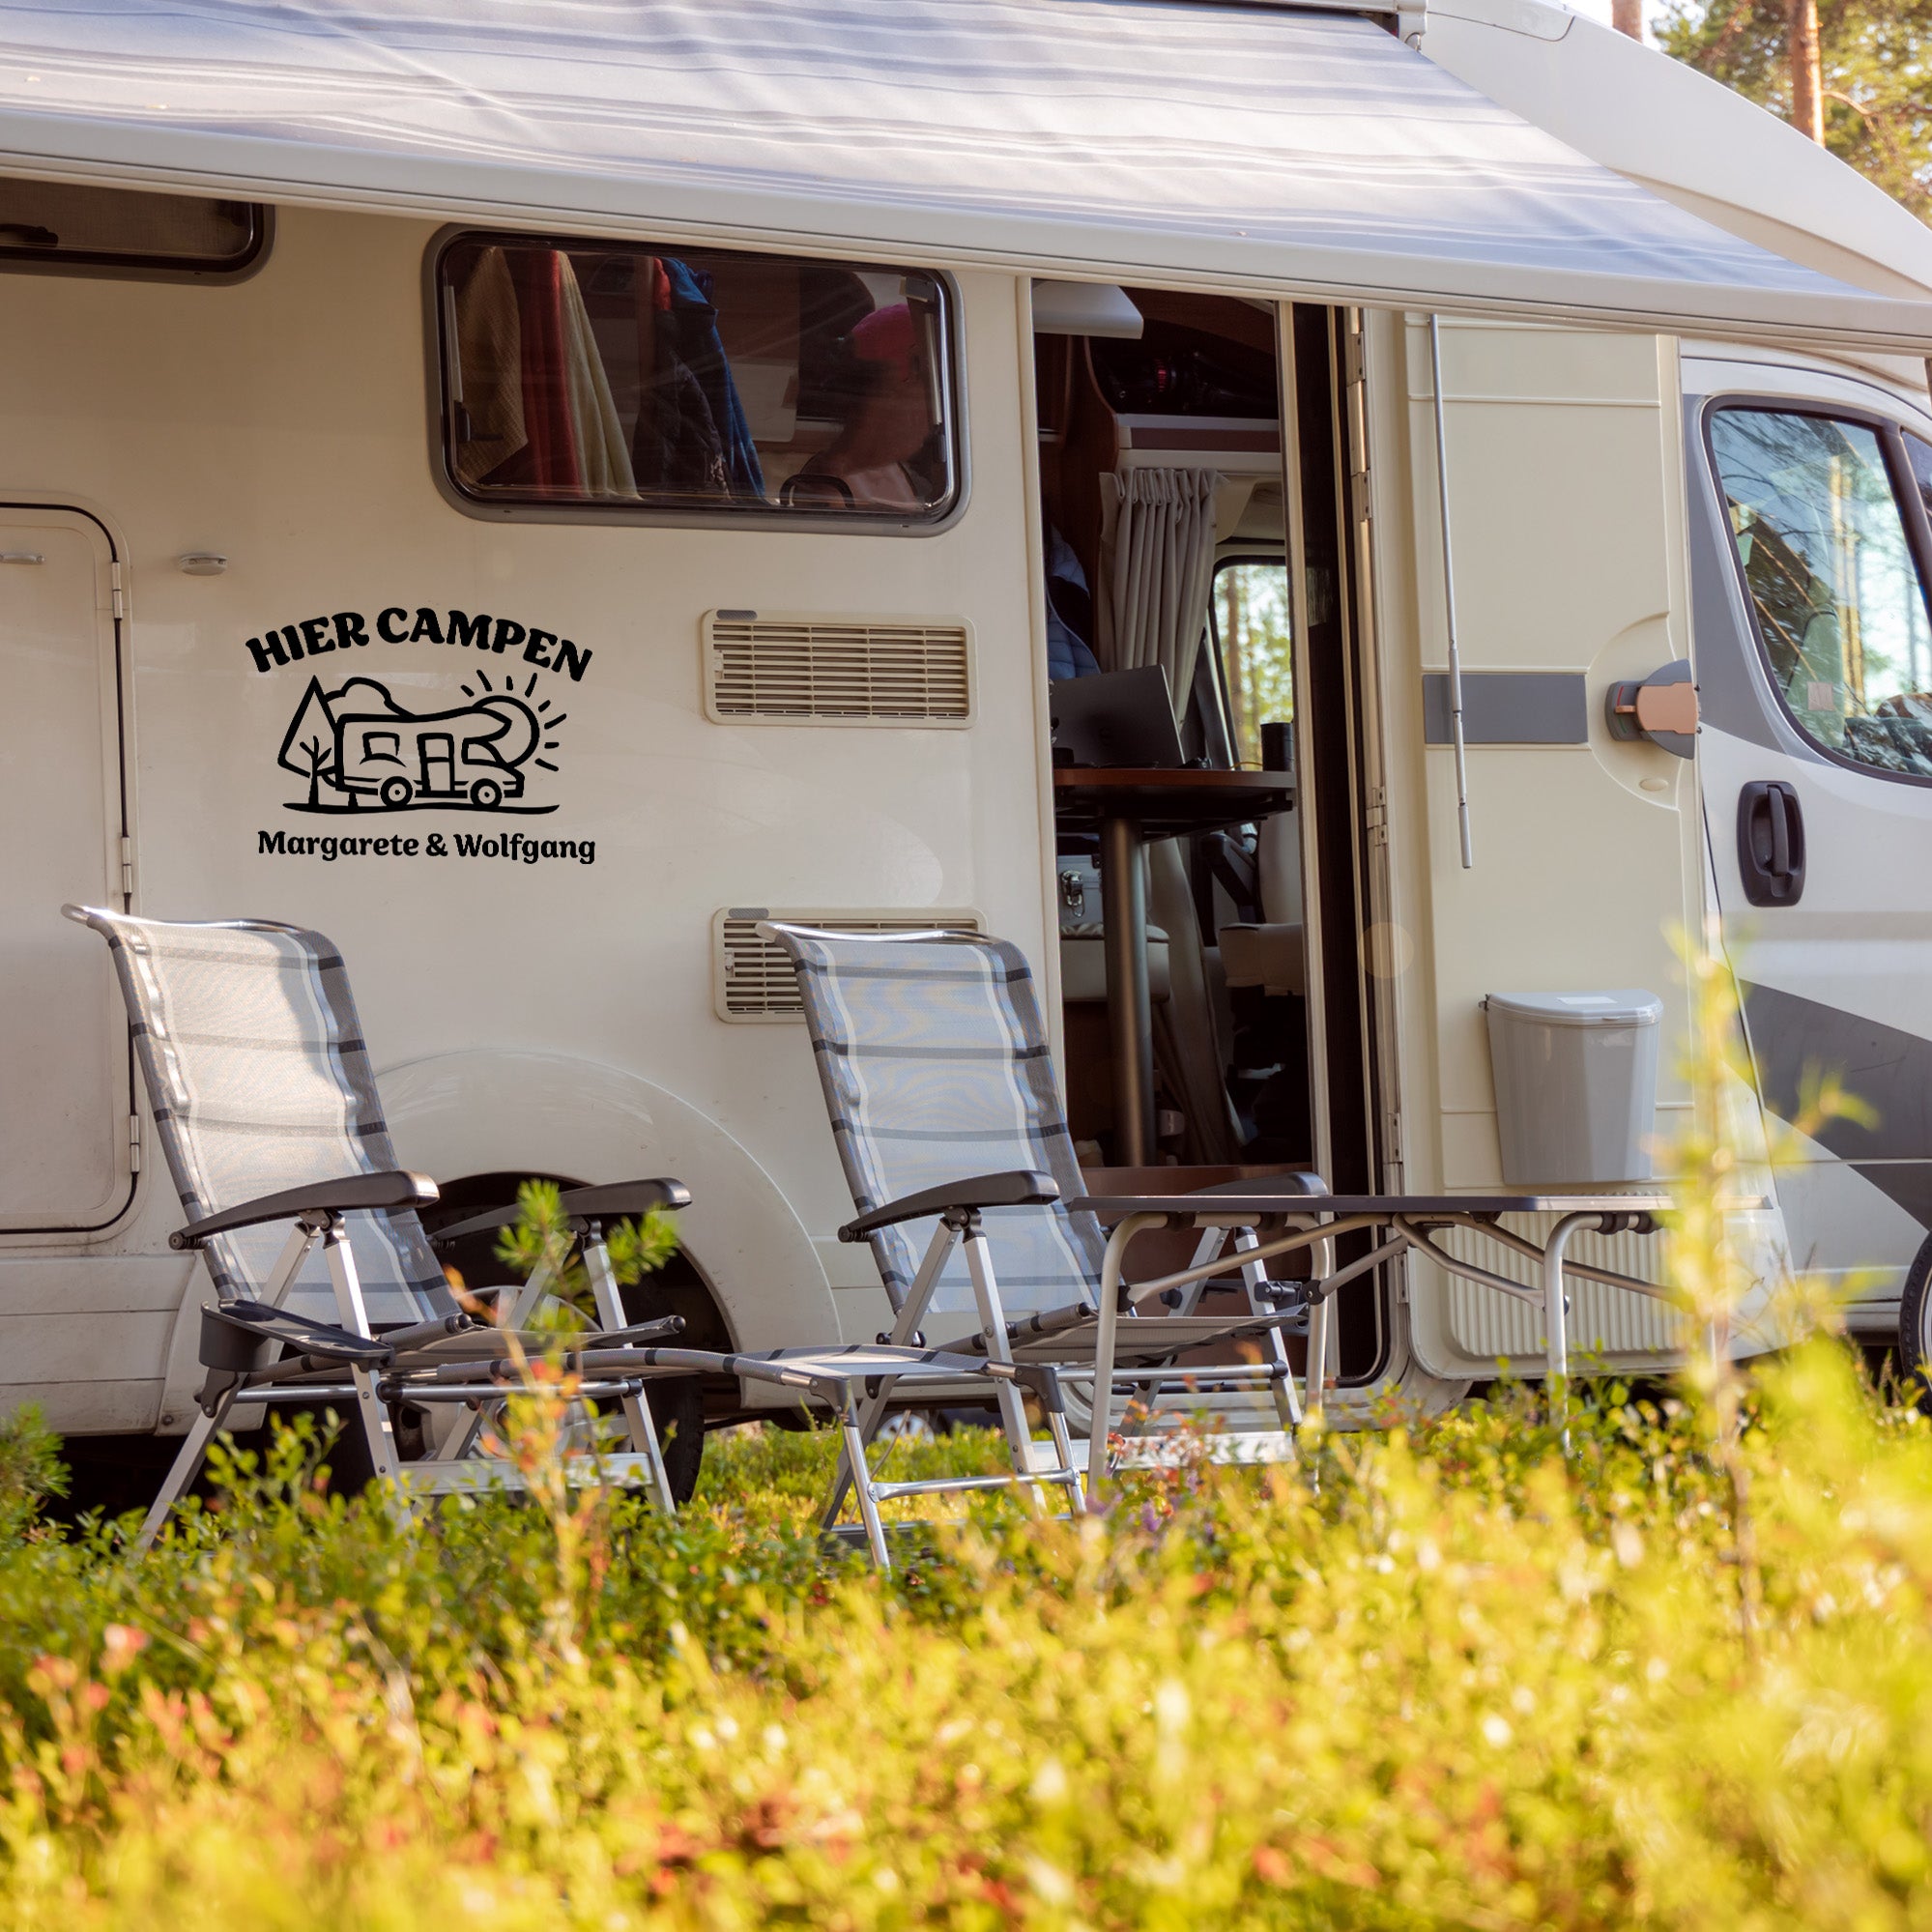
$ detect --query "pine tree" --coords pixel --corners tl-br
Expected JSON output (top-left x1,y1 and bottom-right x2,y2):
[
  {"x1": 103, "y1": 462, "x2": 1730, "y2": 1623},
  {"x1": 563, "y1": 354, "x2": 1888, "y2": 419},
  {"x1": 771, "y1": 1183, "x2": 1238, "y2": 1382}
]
[
  {"x1": 1658, "y1": 0, "x2": 1932, "y2": 217},
  {"x1": 277, "y1": 677, "x2": 339, "y2": 808}
]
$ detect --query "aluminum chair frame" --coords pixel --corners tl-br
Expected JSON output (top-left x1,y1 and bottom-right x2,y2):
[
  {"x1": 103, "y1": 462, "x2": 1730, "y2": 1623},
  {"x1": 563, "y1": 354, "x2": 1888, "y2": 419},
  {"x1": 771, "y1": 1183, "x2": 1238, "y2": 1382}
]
[
  {"x1": 764, "y1": 922, "x2": 1322, "y2": 1507},
  {"x1": 70, "y1": 906, "x2": 1074, "y2": 1568},
  {"x1": 67, "y1": 906, "x2": 693, "y2": 1549}
]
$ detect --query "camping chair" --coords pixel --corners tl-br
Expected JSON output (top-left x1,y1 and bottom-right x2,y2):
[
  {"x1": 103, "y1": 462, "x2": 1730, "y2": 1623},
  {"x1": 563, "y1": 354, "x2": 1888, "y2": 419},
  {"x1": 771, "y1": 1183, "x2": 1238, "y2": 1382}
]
[
  {"x1": 765, "y1": 923, "x2": 1328, "y2": 1512},
  {"x1": 66, "y1": 906, "x2": 697, "y2": 1549},
  {"x1": 70, "y1": 907, "x2": 1066, "y2": 1568}
]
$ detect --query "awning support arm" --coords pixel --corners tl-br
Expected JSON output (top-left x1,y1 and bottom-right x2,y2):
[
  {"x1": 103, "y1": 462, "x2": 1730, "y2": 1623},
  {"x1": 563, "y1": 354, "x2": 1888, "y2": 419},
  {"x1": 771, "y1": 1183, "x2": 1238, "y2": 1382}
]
[{"x1": 1428, "y1": 315, "x2": 1474, "y2": 870}]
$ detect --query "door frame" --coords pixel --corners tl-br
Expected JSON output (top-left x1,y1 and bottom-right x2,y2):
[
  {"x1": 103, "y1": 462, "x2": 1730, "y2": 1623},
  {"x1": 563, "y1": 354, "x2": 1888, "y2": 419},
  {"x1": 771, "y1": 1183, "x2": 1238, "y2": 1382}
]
[
  {"x1": 0, "y1": 500, "x2": 138, "y2": 1237},
  {"x1": 1282, "y1": 303, "x2": 1397, "y2": 1386}
]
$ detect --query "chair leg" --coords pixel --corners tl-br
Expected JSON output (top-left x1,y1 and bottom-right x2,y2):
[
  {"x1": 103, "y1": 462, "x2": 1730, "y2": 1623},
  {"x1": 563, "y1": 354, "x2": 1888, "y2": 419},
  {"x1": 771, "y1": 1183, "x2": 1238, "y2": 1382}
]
[
  {"x1": 132, "y1": 1392, "x2": 235, "y2": 1554},
  {"x1": 819, "y1": 1372, "x2": 909, "y2": 1535},
  {"x1": 322, "y1": 1227, "x2": 403, "y2": 1489},
  {"x1": 963, "y1": 1228, "x2": 1052, "y2": 1510},
  {"x1": 627, "y1": 1382, "x2": 678, "y2": 1514},
  {"x1": 1304, "y1": 1233, "x2": 1337, "y2": 1421},
  {"x1": 583, "y1": 1230, "x2": 678, "y2": 1512},
  {"x1": 1087, "y1": 1212, "x2": 1163, "y2": 1507},
  {"x1": 1040, "y1": 1370, "x2": 1085, "y2": 1514},
  {"x1": 838, "y1": 1404, "x2": 891, "y2": 1571},
  {"x1": 823, "y1": 1221, "x2": 962, "y2": 1524},
  {"x1": 1233, "y1": 1227, "x2": 1304, "y2": 1435}
]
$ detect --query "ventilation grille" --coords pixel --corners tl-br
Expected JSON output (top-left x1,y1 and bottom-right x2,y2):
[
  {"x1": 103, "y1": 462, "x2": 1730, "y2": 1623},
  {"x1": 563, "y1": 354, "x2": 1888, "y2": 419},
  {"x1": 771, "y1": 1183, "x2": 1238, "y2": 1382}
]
[
  {"x1": 704, "y1": 610, "x2": 973, "y2": 725},
  {"x1": 714, "y1": 908, "x2": 982, "y2": 1022},
  {"x1": 1434, "y1": 1214, "x2": 1684, "y2": 1365}
]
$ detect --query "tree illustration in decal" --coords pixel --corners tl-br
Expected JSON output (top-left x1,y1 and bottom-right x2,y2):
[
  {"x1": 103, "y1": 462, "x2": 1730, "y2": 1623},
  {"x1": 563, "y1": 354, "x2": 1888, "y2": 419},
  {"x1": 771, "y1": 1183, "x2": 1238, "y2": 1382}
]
[{"x1": 277, "y1": 677, "x2": 340, "y2": 808}]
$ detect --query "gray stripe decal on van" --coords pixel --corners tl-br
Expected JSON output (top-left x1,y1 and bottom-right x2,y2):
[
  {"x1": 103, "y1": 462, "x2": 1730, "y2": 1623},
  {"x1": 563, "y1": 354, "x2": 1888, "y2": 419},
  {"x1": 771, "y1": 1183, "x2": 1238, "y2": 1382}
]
[{"x1": 1743, "y1": 979, "x2": 1932, "y2": 1226}]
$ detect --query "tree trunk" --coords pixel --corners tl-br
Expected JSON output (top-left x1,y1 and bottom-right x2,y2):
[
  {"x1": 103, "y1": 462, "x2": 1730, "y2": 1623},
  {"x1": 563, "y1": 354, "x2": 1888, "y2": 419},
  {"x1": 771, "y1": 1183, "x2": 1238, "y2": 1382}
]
[
  {"x1": 1611, "y1": 0, "x2": 1642, "y2": 39},
  {"x1": 1788, "y1": 0, "x2": 1824, "y2": 142}
]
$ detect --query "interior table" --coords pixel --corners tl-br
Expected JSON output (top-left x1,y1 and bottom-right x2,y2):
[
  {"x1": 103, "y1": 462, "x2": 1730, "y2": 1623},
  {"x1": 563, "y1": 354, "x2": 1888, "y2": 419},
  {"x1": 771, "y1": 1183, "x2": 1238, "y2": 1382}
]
[{"x1": 1053, "y1": 766, "x2": 1295, "y2": 1166}]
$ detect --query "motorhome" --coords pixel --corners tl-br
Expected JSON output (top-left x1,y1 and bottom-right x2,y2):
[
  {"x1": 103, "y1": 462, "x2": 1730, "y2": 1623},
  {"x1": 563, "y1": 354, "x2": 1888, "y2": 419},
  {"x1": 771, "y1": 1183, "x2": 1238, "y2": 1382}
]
[{"x1": 8, "y1": 0, "x2": 1932, "y2": 1484}]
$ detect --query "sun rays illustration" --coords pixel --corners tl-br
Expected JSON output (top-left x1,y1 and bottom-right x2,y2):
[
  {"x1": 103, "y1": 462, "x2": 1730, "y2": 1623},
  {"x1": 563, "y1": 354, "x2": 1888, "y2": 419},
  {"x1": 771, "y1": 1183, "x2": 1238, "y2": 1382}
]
[{"x1": 461, "y1": 668, "x2": 568, "y2": 774}]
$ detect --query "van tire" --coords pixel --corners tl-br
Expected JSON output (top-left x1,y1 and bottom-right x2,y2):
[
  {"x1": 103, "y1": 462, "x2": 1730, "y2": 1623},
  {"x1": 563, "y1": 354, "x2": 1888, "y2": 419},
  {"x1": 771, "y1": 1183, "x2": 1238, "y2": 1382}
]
[
  {"x1": 470, "y1": 778, "x2": 503, "y2": 810},
  {"x1": 379, "y1": 776, "x2": 413, "y2": 808},
  {"x1": 649, "y1": 1378, "x2": 706, "y2": 1506},
  {"x1": 1897, "y1": 1230, "x2": 1932, "y2": 1413}
]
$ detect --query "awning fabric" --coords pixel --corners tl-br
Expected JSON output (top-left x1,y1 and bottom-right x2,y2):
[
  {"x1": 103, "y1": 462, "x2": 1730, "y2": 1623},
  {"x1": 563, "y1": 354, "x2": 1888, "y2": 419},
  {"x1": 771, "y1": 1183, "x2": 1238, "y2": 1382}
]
[{"x1": 2, "y1": 0, "x2": 1928, "y2": 352}]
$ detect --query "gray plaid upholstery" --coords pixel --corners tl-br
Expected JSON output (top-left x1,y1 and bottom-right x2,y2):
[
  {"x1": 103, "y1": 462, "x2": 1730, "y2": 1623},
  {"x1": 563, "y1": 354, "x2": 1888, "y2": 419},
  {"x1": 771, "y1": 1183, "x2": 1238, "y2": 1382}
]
[
  {"x1": 78, "y1": 909, "x2": 453, "y2": 1322},
  {"x1": 774, "y1": 928, "x2": 1107, "y2": 1320}
]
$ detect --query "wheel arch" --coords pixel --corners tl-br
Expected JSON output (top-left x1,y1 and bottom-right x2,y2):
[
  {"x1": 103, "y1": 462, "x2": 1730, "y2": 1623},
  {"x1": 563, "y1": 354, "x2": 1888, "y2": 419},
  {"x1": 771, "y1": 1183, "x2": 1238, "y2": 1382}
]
[{"x1": 376, "y1": 1049, "x2": 837, "y2": 1360}]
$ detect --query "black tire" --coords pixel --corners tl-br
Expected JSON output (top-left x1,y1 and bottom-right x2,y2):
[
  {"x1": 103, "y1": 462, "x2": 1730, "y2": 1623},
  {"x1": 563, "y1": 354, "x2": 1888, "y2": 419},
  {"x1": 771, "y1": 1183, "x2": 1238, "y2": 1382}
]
[
  {"x1": 470, "y1": 778, "x2": 503, "y2": 810},
  {"x1": 1898, "y1": 1230, "x2": 1932, "y2": 1413},
  {"x1": 648, "y1": 1378, "x2": 706, "y2": 1506},
  {"x1": 379, "y1": 775, "x2": 413, "y2": 809}
]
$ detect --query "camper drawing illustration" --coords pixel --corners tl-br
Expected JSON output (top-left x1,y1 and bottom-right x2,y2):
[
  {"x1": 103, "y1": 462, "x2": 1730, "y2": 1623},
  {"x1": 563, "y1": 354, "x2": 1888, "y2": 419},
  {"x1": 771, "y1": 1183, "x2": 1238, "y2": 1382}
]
[{"x1": 277, "y1": 671, "x2": 562, "y2": 814}]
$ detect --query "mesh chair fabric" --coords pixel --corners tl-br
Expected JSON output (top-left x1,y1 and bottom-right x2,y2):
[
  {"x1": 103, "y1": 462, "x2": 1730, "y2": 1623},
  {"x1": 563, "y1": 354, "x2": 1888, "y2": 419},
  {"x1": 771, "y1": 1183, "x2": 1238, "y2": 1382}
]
[
  {"x1": 85, "y1": 910, "x2": 452, "y2": 1321},
  {"x1": 776, "y1": 929, "x2": 1106, "y2": 1318}
]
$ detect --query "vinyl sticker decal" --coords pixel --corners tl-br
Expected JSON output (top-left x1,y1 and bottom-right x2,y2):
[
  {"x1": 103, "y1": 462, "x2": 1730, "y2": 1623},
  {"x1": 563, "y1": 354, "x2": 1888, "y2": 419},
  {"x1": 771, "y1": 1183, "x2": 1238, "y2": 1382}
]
[
  {"x1": 247, "y1": 605, "x2": 597, "y2": 864},
  {"x1": 278, "y1": 670, "x2": 559, "y2": 815}
]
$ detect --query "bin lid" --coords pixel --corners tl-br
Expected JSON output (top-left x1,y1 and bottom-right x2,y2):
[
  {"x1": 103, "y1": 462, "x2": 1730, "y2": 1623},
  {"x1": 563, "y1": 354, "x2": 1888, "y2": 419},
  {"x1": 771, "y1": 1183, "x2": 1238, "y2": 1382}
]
[{"x1": 1486, "y1": 990, "x2": 1663, "y2": 1027}]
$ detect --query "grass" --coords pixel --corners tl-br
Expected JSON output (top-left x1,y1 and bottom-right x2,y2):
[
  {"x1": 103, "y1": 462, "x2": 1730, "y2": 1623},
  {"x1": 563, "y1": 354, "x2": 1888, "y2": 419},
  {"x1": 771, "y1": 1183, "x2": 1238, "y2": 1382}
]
[
  {"x1": 2, "y1": 951, "x2": 1930, "y2": 1926},
  {"x1": 0, "y1": 1356, "x2": 1927, "y2": 1928}
]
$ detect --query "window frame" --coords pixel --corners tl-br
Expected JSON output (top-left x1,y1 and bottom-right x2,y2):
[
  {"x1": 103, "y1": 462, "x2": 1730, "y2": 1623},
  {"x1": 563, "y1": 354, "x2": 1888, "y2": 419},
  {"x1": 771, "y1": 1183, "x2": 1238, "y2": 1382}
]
[
  {"x1": 422, "y1": 225, "x2": 970, "y2": 535},
  {"x1": 0, "y1": 189, "x2": 272, "y2": 284},
  {"x1": 1701, "y1": 392, "x2": 1932, "y2": 790},
  {"x1": 1206, "y1": 548, "x2": 1293, "y2": 771}
]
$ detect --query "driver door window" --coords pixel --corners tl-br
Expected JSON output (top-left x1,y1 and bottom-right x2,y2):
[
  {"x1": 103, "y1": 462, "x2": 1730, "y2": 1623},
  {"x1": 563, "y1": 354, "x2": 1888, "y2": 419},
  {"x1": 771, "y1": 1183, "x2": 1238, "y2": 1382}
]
[{"x1": 1709, "y1": 406, "x2": 1932, "y2": 778}]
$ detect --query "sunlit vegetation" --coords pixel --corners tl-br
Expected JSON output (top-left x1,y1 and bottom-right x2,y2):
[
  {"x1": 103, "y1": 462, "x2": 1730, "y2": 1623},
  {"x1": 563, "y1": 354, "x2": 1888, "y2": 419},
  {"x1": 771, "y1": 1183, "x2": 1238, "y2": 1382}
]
[{"x1": 1, "y1": 959, "x2": 1929, "y2": 1927}]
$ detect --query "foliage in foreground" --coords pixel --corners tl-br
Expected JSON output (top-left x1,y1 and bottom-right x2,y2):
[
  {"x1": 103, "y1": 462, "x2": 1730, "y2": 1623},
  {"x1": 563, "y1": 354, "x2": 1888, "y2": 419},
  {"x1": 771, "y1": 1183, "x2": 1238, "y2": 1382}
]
[
  {"x1": 1659, "y1": 0, "x2": 1932, "y2": 218},
  {"x1": 0, "y1": 939, "x2": 1922, "y2": 1926},
  {"x1": 0, "y1": 1350, "x2": 1927, "y2": 1928}
]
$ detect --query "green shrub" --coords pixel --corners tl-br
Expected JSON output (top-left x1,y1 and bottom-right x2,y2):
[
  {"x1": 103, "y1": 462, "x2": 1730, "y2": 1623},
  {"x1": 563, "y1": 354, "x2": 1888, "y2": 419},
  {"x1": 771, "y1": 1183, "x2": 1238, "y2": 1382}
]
[
  {"x1": 3, "y1": 953, "x2": 1930, "y2": 1926},
  {"x1": 0, "y1": 1405, "x2": 65, "y2": 1544},
  {"x1": 0, "y1": 1356, "x2": 1924, "y2": 1929}
]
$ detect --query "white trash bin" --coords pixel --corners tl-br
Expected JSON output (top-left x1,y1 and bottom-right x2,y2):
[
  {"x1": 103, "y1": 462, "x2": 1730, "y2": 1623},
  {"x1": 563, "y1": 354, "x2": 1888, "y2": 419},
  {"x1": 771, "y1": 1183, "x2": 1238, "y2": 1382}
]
[{"x1": 1485, "y1": 991, "x2": 1663, "y2": 1187}]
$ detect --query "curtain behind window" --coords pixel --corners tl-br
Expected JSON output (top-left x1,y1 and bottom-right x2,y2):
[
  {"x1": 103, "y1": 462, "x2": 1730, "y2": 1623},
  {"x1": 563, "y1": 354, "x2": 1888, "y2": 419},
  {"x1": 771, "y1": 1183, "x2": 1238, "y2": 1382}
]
[{"x1": 1096, "y1": 466, "x2": 1224, "y2": 716}]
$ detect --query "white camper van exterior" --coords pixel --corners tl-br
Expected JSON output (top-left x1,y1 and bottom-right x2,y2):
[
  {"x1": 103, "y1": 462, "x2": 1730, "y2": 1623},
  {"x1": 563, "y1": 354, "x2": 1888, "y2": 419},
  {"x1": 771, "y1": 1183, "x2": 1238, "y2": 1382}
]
[{"x1": 6, "y1": 0, "x2": 1932, "y2": 1448}]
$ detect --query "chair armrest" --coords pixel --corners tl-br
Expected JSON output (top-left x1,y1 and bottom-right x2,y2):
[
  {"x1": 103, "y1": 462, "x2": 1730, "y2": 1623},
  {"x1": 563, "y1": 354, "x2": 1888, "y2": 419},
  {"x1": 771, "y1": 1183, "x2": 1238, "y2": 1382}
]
[
  {"x1": 429, "y1": 1178, "x2": 690, "y2": 1246},
  {"x1": 559, "y1": 1179, "x2": 692, "y2": 1220},
  {"x1": 593, "y1": 1314, "x2": 686, "y2": 1346},
  {"x1": 382, "y1": 1312, "x2": 482, "y2": 1351},
  {"x1": 170, "y1": 1170, "x2": 440, "y2": 1250},
  {"x1": 838, "y1": 1170, "x2": 1058, "y2": 1243}
]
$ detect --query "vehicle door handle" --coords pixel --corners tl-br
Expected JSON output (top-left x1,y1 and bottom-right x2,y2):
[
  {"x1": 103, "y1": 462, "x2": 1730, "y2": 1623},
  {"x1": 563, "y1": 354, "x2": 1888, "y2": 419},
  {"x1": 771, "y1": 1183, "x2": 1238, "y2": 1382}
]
[{"x1": 1737, "y1": 780, "x2": 1805, "y2": 907}]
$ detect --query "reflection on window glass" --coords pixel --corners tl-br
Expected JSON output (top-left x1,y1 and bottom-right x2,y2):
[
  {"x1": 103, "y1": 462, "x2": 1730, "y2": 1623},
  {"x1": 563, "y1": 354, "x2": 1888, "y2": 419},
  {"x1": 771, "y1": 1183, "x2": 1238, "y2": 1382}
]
[
  {"x1": 1711, "y1": 408, "x2": 1932, "y2": 778},
  {"x1": 1908, "y1": 431, "x2": 1932, "y2": 533},
  {"x1": 0, "y1": 176, "x2": 264, "y2": 274},
  {"x1": 1212, "y1": 561, "x2": 1294, "y2": 767},
  {"x1": 438, "y1": 238, "x2": 955, "y2": 521}
]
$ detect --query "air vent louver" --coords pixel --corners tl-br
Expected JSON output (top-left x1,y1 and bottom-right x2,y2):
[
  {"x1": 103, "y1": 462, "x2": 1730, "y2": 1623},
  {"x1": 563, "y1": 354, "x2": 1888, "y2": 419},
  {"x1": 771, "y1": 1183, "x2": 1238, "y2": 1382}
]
[
  {"x1": 714, "y1": 908, "x2": 982, "y2": 1022},
  {"x1": 704, "y1": 611, "x2": 973, "y2": 725}
]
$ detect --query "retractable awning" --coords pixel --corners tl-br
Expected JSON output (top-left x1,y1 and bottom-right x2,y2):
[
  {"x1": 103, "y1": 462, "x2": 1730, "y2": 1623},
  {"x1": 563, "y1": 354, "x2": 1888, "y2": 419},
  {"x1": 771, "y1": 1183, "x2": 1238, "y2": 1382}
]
[{"x1": 2, "y1": 0, "x2": 1929, "y2": 353}]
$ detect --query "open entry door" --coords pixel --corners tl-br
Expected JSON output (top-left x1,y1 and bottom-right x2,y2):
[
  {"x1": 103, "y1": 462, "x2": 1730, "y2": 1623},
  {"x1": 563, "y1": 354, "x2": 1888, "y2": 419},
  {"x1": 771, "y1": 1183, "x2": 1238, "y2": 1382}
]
[
  {"x1": 0, "y1": 506, "x2": 132, "y2": 1231},
  {"x1": 1387, "y1": 320, "x2": 1707, "y2": 1379}
]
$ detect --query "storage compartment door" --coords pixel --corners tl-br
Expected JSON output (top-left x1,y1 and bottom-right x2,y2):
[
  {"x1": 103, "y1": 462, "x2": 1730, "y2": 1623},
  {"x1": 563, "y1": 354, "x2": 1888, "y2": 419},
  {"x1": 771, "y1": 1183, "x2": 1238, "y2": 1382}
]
[{"x1": 0, "y1": 509, "x2": 130, "y2": 1228}]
